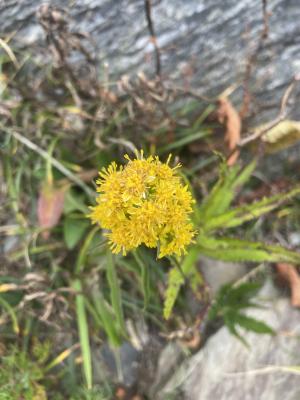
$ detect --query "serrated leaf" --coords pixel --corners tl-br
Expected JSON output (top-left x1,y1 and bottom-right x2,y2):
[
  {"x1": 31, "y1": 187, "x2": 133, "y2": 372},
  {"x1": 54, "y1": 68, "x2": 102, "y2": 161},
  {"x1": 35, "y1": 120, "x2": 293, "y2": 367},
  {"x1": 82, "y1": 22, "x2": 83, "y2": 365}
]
[
  {"x1": 224, "y1": 311, "x2": 249, "y2": 348},
  {"x1": 203, "y1": 186, "x2": 300, "y2": 231},
  {"x1": 226, "y1": 282, "x2": 262, "y2": 304},
  {"x1": 234, "y1": 313, "x2": 275, "y2": 335},
  {"x1": 63, "y1": 218, "x2": 89, "y2": 249},
  {"x1": 163, "y1": 266, "x2": 185, "y2": 320},
  {"x1": 208, "y1": 283, "x2": 261, "y2": 321},
  {"x1": 197, "y1": 161, "x2": 256, "y2": 222},
  {"x1": 198, "y1": 165, "x2": 239, "y2": 220},
  {"x1": 197, "y1": 236, "x2": 300, "y2": 264},
  {"x1": 163, "y1": 247, "x2": 199, "y2": 320}
]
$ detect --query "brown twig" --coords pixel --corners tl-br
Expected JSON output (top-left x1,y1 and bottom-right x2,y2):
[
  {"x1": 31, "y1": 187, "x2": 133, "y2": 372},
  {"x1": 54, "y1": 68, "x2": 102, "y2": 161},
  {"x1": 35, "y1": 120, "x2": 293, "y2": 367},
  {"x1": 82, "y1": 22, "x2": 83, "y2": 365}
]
[
  {"x1": 163, "y1": 80, "x2": 221, "y2": 104},
  {"x1": 225, "y1": 76, "x2": 299, "y2": 163},
  {"x1": 239, "y1": 0, "x2": 270, "y2": 119},
  {"x1": 144, "y1": 0, "x2": 161, "y2": 78},
  {"x1": 262, "y1": 0, "x2": 269, "y2": 39},
  {"x1": 239, "y1": 76, "x2": 299, "y2": 146}
]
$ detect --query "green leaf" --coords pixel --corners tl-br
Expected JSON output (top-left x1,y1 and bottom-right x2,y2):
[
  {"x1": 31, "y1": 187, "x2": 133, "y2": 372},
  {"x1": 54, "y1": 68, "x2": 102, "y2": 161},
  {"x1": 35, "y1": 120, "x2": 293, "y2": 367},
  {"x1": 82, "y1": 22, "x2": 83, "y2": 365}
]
[
  {"x1": 203, "y1": 187, "x2": 300, "y2": 231},
  {"x1": 207, "y1": 301, "x2": 220, "y2": 321},
  {"x1": 63, "y1": 217, "x2": 89, "y2": 249},
  {"x1": 0, "y1": 296, "x2": 19, "y2": 334},
  {"x1": 208, "y1": 282, "x2": 262, "y2": 319},
  {"x1": 133, "y1": 250, "x2": 150, "y2": 310},
  {"x1": 226, "y1": 282, "x2": 262, "y2": 305},
  {"x1": 224, "y1": 311, "x2": 249, "y2": 348},
  {"x1": 91, "y1": 290, "x2": 122, "y2": 348},
  {"x1": 208, "y1": 284, "x2": 251, "y2": 317},
  {"x1": 64, "y1": 188, "x2": 89, "y2": 214},
  {"x1": 106, "y1": 253, "x2": 126, "y2": 335},
  {"x1": 232, "y1": 160, "x2": 257, "y2": 188},
  {"x1": 197, "y1": 236, "x2": 300, "y2": 264},
  {"x1": 208, "y1": 281, "x2": 274, "y2": 346},
  {"x1": 234, "y1": 313, "x2": 275, "y2": 335},
  {"x1": 163, "y1": 266, "x2": 185, "y2": 320},
  {"x1": 158, "y1": 129, "x2": 211, "y2": 154},
  {"x1": 72, "y1": 279, "x2": 92, "y2": 389},
  {"x1": 192, "y1": 104, "x2": 216, "y2": 129},
  {"x1": 75, "y1": 227, "x2": 99, "y2": 274},
  {"x1": 197, "y1": 161, "x2": 256, "y2": 222},
  {"x1": 163, "y1": 246, "x2": 199, "y2": 319}
]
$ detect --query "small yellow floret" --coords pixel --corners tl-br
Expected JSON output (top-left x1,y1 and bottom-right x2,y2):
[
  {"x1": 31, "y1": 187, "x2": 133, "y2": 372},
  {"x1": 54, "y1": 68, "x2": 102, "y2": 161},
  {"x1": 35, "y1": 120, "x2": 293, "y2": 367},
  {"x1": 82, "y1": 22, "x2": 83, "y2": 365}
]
[{"x1": 89, "y1": 152, "x2": 195, "y2": 258}]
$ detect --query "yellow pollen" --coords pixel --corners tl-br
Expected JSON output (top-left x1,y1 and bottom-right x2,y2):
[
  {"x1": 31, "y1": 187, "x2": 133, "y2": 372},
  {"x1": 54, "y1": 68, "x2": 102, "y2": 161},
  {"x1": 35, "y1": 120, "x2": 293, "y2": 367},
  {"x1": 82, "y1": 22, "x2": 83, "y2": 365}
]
[{"x1": 89, "y1": 152, "x2": 195, "y2": 258}]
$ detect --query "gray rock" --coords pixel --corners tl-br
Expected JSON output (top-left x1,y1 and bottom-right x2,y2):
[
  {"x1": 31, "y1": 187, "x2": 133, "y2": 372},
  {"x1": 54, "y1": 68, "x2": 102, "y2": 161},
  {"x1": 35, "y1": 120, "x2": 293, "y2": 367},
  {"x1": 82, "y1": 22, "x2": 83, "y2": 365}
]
[
  {"x1": 199, "y1": 256, "x2": 247, "y2": 294},
  {"x1": 160, "y1": 283, "x2": 300, "y2": 400},
  {"x1": 1, "y1": 0, "x2": 300, "y2": 123},
  {"x1": 149, "y1": 342, "x2": 185, "y2": 398},
  {"x1": 92, "y1": 341, "x2": 140, "y2": 386}
]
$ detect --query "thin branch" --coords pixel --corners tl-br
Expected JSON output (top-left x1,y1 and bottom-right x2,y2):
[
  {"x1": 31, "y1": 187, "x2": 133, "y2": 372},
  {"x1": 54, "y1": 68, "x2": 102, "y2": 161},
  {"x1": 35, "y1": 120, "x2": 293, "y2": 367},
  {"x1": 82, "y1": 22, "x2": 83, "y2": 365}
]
[
  {"x1": 6, "y1": 128, "x2": 95, "y2": 197},
  {"x1": 239, "y1": 0, "x2": 269, "y2": 119},
  {"x1": 223, "y1": 365, "x2": 300, "y2": 378},
  {"x1": 239, "y1": 76, "x2": 299, "y2": 146},
  {"x1": 262, "y1": 0, "x2": 269, "y2": 39},
  {"x1": 144, "y1": 0, "x2": 161, "y2": 77},
  {"x1": 225, "y1": 76, "x2": 299, "y2": 164},
  {"x1": 163, "y1": 82, "x2": 217, "y2": 103},
  {"x1": 0, "y1": 38, "x2": 20, "y2": 69}
]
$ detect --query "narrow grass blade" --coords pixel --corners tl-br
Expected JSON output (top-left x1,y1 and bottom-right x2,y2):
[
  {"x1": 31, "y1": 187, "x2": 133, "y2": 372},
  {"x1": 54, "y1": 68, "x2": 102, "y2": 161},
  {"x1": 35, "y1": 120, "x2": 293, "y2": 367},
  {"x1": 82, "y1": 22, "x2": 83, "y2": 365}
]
[
  {"x1": 0, "y1": 295, "x2": 19, "y2": 334},
  {"x1": 44, "y1": 343, "x2": 79, "y2": 372},
  {"x1": 106, "y1": 252, "x2": 126, "y2": 335},
  {"x1": 72, "y1": 279, "x2": 92, "y2": 389},
  {"x1": 158, "y1": 129, "x2": 211, "y2": 153},
  {"x1": 75, "y1": 226, "x2": 99, "y2": 274},
  {"x1": 91, "y1": 290, "x2": 122, "y2": 348},
  {"x1": 133, "y1": 250, "x2": 150, "y2": 310}
]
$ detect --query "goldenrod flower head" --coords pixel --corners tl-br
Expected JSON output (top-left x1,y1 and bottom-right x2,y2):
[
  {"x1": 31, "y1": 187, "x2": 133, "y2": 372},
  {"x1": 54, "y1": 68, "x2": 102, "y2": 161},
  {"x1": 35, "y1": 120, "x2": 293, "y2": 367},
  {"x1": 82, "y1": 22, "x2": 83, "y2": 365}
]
[{"x1": 89, "y1": 151, "x2": 195, "y2": 258}]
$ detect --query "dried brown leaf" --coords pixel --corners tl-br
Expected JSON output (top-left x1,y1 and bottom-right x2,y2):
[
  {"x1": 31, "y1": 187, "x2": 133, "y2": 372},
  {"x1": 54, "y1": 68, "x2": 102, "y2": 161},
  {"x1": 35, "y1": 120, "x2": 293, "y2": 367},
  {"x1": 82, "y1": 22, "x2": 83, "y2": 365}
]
[
  {"x1": 217, "y1": 97, "x2": 241, "y2": 165},
  {"x1": 261, "y1": 120, "x2": 300, "y2": 153},
  {"x1": 37, "y1": 184, "x2": 66, "y2": 239},
  {"x1": 276, "y1": 263, "x2": 300, "y2": 307}
]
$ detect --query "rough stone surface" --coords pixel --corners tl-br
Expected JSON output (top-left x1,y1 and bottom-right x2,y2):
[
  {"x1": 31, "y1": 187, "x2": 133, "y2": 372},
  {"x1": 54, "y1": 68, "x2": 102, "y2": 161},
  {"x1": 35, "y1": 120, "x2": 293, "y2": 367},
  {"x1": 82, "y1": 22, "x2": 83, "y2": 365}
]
[
  {"x1": 1, "y1": 0, "x2": 300, "y2": 123},
  {"x1": 199, "y1": 256, "x2": 247, "y2": 294},
  {"x1": 159, "y1": 281, "x2": 300, "y2": 400},
  {"x1": 149, "y1": 342, "x2": 185, "y2": 398}
]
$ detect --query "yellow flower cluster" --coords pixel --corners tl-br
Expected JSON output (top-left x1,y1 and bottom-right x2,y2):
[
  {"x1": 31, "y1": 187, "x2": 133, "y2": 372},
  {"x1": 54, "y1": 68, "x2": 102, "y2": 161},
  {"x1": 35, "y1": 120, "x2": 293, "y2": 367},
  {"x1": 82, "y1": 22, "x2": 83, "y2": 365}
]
[{"x1": 89, "y1": 152, "x2": 195, "y2": 258}]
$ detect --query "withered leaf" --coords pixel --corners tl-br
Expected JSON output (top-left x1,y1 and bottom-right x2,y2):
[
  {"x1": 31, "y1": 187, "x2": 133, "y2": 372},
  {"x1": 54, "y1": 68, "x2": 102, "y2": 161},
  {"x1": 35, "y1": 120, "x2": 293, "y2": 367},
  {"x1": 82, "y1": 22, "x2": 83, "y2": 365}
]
[
  {"x1": 276, "y1": 263, "x2": 300, "y2": 307},
  {"x1": 37, "y1": 184, "x2": 67, "y2": 239},
  {"x1": 217, "y1": 97, "x2": 241, "y2": 166},
  {"x1": 261, "y1": 120, "x2": 300, "y2": 153}
]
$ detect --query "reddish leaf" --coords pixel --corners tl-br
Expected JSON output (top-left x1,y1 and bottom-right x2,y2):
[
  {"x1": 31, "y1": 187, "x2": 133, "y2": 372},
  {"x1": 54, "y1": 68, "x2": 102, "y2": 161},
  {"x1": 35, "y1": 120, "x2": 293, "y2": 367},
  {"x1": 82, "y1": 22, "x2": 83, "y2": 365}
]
[
  {"x1": 276, "y1": 263, "x2": 300, "y2": 307},
  {"x1": 37, "y1": 185, "x2": 66, "y2": 239},
  {"x1": 217, "y1": 97, "x2": 241, "y2": 166}
]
